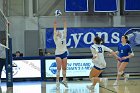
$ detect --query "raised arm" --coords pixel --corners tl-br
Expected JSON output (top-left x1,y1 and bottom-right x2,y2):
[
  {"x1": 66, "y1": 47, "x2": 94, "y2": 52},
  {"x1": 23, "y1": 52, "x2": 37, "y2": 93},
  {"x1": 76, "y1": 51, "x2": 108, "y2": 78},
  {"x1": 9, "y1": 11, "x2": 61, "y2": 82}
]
[
  {"x1": 63, "y1": 17, "x2": 67, "y2": 39},
  {"x1": 53, "y1": 20, "x2": 57, "y2": 40}
]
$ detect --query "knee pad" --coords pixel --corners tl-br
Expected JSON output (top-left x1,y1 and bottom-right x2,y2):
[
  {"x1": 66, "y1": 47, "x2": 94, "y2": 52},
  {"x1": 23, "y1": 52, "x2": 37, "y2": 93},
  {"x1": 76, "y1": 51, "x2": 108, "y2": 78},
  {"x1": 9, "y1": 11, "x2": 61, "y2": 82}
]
[
  {"x1": 62, "y1": 70, "x2": 66, "y2": 76},
  {"x1": 118, "y1": 71, "x2": 124, "y2": 76},
  {"x1": 56, "y1": 70, "x2": 60, "y2": 76}
]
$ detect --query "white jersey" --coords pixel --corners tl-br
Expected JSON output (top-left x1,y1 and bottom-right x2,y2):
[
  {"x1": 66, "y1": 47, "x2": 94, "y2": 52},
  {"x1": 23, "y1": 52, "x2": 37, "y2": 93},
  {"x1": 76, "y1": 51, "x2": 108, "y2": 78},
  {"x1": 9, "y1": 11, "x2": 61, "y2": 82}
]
[
  {"x1": 0, "y1": 44, "x2": 6, "y2": 59},
  {"x1": 90, "y1": 44, "x2": 113, "y2": 68},
  {"x1": 54, "y1": 29, "x2": 68, "y2": 55}
]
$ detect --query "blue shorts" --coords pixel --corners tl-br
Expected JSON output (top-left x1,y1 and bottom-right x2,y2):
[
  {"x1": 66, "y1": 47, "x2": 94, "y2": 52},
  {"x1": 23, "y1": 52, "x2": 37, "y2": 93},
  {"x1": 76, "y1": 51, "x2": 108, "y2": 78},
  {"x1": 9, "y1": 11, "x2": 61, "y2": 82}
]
[
  {"x1": 55, "y1": 51, "x2": 68, "y2": 59},
  {"x1": 120, "y1": 58, "x2": 129, "y2": 63},
  {"x1": 93, "y1": 65, "x2": 105, "y2": 70}
]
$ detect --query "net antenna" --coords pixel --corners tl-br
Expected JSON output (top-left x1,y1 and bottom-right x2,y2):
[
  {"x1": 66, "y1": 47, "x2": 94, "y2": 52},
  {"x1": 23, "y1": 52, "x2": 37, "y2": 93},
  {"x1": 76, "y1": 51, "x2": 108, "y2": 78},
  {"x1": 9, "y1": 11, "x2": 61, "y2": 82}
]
[{"x1": 0, "y1": 8, "x2": 10, "y2": 49}]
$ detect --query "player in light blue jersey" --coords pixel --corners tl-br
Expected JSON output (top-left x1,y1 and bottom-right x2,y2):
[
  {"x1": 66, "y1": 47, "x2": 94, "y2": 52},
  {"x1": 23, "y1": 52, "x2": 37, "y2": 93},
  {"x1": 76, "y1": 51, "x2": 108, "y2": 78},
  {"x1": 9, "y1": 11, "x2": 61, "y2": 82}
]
[
  {"x1": 113, "y1": 35, "x2": 134, "y2": 86},
  {"x1": 54, "y1": 18, "x2": 68, "y2": 89},
  {"x1": 87, "y1": 36, "x2": 120, "y2": 91}
]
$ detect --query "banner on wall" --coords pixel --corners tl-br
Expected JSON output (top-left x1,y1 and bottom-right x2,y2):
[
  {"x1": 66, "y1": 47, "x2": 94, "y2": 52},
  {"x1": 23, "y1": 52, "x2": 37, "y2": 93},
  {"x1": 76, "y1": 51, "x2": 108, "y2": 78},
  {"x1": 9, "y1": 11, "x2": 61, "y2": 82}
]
[
  {"x1": 45, "y1": 59, "x2": 93, "y2": 77},
  {"x1": 46, "y1": 28, "x2": 140, "y2": 48}
]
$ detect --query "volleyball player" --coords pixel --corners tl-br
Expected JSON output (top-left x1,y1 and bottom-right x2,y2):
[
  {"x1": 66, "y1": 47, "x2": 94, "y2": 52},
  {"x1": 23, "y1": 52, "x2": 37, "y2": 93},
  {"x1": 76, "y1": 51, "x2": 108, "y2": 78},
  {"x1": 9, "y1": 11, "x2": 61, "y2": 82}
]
[
  {"x1": 54, "y1": 18, "x2": 68, "y2": 89},
  {"x1": 87, "y1": 36, "x2": 121, "y2": 91},
  {"x1": 113, "y1": 35, "x2": 134, "y2": 86},
  {"x1": 0, "y1": 39, "x2": 6, "y2": 84}
]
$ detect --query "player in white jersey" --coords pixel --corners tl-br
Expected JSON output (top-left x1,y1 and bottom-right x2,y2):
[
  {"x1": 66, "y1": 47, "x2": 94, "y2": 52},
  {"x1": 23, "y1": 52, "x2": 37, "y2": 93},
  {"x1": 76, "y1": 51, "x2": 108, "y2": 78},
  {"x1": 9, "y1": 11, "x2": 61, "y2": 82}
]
[
  {"x1": 54, "y1": 18, "x2": 68, "y2": 89},
  {"x1": 87, "y1": 36, "x2": 121, "y2": 91}
]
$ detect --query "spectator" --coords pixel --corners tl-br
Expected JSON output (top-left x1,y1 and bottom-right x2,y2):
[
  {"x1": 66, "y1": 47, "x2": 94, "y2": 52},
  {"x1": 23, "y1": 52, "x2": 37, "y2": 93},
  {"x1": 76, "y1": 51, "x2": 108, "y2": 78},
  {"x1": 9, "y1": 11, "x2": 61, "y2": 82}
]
[{"x1": 15, "y1": 51, "x2": 20, "y2": 57}]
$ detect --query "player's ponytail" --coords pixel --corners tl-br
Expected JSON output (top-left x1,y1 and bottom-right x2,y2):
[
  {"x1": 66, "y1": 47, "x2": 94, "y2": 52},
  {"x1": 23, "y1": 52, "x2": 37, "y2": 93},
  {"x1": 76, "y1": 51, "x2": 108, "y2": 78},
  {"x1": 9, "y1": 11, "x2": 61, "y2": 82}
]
[{"x1": 124, "y1": 35, "x2": 130, "y2": 44}]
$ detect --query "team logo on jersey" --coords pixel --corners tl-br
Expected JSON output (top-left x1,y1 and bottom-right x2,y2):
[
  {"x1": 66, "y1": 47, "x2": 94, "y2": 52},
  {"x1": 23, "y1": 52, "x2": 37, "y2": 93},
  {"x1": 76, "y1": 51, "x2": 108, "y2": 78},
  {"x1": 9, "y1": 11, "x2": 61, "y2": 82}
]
[
  {"x1": 49, "y1": 62, "x2": 57, "y2": 74},
  {"x1": 125, "y1": 28, "x2": 140, "y2": 46}
]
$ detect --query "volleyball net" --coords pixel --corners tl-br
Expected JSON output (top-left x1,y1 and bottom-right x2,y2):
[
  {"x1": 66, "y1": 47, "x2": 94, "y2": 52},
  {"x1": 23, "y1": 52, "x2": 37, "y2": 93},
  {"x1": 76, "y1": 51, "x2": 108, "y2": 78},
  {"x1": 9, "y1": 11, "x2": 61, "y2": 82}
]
[{"x1": 0, "y1": 8, "x2": 9, "y2": 49}]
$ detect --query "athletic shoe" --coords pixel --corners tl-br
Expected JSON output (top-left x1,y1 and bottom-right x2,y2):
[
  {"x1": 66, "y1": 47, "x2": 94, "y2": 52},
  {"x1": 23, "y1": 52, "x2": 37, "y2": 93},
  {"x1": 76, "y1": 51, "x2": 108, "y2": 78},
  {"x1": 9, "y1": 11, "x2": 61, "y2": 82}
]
[
  {"x1": 86, "y1": 85, "x2": 94, "y2": 91},
  {"x1": 61, "y1": 80, "x2": 68, "y2": 88},
  {"x1": 113, "y1": 80, "x2": 118, "y2": 86},
  {"x1": 102, "y1": 78, "x2": 108, "y2": 88},
  {"x1": 124, "y1": 74, "x2": 129, "y2": 83},
  {"x1": 56, "y1": 82, "x2": 60, "y2": 90}
]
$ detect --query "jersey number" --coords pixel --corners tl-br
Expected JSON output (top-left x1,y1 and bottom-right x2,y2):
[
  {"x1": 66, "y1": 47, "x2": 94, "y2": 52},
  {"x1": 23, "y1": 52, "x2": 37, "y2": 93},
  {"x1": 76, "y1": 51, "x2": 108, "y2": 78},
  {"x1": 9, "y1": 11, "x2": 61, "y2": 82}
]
[
  {"x1": 98, "y1": 47, "x2": 102, "y2": 53},
  {"x1": 121, "y1": 50, "x2": 123, "y2": 53}
]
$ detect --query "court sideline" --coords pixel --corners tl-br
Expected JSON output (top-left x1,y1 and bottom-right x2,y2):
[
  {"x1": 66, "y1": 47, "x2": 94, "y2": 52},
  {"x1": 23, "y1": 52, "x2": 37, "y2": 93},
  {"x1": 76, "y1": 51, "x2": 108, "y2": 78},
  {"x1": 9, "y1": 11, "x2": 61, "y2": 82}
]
[{"x1": 0, "y1": 79, "x2": 140, "y2": 93}]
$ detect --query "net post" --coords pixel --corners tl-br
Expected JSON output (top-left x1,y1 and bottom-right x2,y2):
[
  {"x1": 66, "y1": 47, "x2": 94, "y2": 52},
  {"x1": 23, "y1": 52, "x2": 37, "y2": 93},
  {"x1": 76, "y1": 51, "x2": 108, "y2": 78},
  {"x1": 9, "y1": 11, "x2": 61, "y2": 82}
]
[
  {"x1": 6, "y1": 37, "x2": 13, "y2": 87},
  {"x1": 41, "y1": 56, "x2": 46, "y2": 87}
]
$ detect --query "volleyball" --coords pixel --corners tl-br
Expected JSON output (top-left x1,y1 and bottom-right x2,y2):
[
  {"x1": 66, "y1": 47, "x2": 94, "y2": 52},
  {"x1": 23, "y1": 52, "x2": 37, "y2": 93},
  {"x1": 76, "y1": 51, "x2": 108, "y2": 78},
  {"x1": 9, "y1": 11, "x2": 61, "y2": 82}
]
[{"x1": 55, "y1": 10, "x2": 62, "y2": 16}]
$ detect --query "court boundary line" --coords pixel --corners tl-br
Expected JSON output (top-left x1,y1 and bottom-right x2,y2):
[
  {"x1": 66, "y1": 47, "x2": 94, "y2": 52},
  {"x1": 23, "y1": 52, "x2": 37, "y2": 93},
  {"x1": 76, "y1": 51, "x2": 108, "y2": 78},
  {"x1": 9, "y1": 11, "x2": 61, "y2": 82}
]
[{"x1": 99, "y1": 85, "x2": 117, "y2": 93}]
